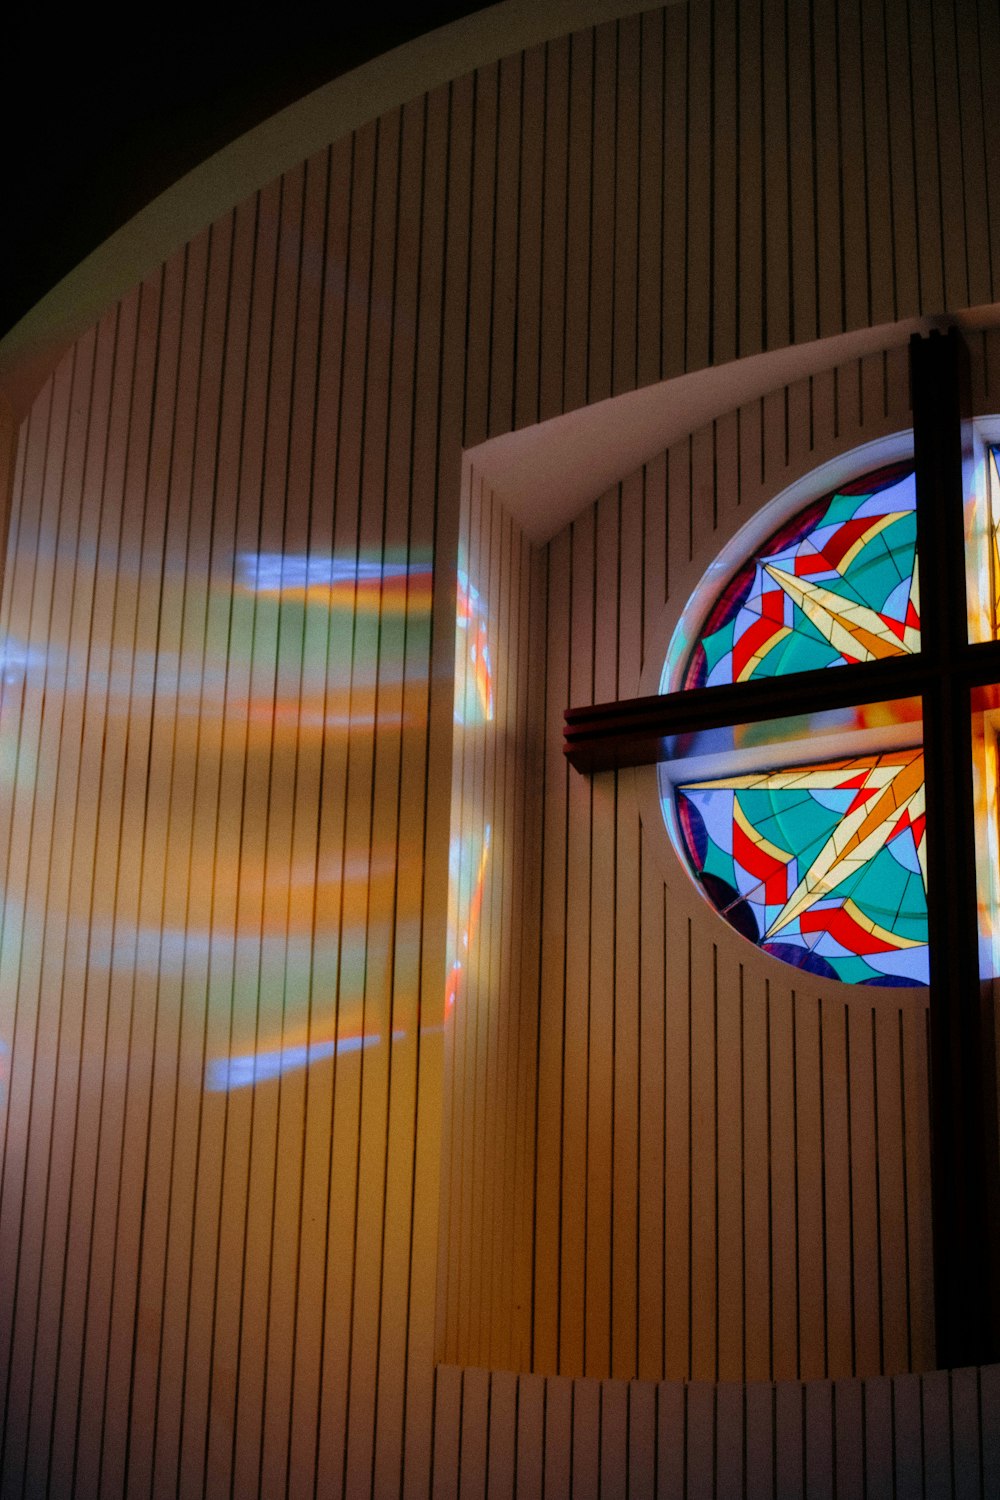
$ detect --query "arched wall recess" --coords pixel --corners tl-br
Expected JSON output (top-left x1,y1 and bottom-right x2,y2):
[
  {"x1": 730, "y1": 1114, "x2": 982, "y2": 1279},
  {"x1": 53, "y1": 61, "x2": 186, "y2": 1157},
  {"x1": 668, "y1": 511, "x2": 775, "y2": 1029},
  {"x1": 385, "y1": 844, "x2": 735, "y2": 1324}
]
[{"x1": 506, "y1": 335, "x2": 1000, "y2": 1388}]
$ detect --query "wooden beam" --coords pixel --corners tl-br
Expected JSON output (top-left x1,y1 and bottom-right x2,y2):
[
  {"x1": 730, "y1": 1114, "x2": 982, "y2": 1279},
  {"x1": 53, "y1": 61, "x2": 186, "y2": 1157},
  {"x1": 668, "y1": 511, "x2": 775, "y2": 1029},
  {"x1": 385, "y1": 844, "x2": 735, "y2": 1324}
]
[{"x1": 564, "y1": 639, "x2": 1000, "y2": 773}]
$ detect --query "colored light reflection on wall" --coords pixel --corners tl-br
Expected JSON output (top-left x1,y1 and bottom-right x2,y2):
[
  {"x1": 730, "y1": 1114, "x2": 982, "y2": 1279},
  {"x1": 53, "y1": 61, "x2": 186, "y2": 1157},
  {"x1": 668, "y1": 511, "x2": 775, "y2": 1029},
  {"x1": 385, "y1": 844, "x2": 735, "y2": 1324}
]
[
  {"x1": 445, "y1": 824, "x2": 491, "y2": 1015},
  {"x1": 455, "y1": 568, "x2": 494, "y2": 725},
  {"x1": 237, "y1": 549, "x2": 433, "y2": 612},
  {"x1": 444, "y1": 555, "x2": 495, "y2": 1018},
  {"x1": 199, "y1": 548, "x2": 491, "y2": 1092},
  {"x1": 4, "y1": 532, "x2": 439, "y2": 1107},
  {"x1": 194, "y1": 548, "x2": 432, "y2": 1093},
  {"x1": 206, "y1": 1029, "x2": 407, "y2": 1091}
]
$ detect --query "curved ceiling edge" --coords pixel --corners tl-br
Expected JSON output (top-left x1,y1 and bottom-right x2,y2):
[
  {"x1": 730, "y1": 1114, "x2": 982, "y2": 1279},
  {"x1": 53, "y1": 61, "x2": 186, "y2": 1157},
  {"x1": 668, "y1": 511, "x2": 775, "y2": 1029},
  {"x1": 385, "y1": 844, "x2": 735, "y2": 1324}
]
[{"x1": 0, "y1": 0, "x2": 673, "y2": 416}]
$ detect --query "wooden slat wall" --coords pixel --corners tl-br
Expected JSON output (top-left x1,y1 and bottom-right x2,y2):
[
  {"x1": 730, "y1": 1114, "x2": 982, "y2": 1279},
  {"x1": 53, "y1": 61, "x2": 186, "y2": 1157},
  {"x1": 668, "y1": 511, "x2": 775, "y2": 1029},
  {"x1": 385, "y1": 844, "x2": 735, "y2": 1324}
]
[
  {"x1": 3, "y1": 3, "x2": 1000, "y2": 1495},
  {"x1": 0, "y1": 115, "x2": 462, "y2": 1500},
  {"x1": 436, "y1": 465, "x2": 544, "y2": 1376},
  {"x1": 431, "y1": 1361, "x2": 1000, "y2": 1499},
  {"x1": 458, "y1": 0, "x2": 1000, "y2": 448}
]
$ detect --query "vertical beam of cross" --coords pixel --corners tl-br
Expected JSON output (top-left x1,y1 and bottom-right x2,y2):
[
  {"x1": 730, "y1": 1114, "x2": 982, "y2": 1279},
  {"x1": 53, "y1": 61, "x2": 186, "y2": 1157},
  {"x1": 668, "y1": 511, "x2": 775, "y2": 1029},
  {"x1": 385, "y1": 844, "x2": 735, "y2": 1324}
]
[{"x1": 912, "y1": 329, "x2": 1000, "y2": 1369}]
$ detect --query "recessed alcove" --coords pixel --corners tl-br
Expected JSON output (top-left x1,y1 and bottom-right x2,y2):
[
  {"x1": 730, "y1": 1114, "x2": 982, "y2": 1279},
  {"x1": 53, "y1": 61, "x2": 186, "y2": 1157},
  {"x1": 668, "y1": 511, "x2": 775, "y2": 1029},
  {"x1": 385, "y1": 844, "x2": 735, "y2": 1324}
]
[{"x1": 439, "y1": 326, "x2": 1000, "y2": 1395}]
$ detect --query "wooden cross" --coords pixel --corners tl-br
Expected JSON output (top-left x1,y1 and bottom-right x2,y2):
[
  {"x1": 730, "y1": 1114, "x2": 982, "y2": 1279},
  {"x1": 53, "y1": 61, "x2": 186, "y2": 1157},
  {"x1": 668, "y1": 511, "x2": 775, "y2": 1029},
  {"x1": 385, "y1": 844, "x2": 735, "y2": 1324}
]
[{"x1": 564, "y1": 330, "x2": 1000, "y2": 1371}]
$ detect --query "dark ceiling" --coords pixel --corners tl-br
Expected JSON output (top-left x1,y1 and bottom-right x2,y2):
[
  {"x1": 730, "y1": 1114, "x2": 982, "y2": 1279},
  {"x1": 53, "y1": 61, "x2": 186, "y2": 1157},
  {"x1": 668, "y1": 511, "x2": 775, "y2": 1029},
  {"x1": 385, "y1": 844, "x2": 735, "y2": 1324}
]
[{"x1": 1, "y1": 9, "x2": 493, "y2": 341}]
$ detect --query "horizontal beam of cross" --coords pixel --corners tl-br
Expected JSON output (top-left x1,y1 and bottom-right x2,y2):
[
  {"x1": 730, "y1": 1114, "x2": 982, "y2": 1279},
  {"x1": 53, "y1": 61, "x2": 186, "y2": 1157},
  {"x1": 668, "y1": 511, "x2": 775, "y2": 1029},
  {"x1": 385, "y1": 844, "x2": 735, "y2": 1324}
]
[{"x1": 563, "y1": 638, "x2": 1000, "y2": 773}]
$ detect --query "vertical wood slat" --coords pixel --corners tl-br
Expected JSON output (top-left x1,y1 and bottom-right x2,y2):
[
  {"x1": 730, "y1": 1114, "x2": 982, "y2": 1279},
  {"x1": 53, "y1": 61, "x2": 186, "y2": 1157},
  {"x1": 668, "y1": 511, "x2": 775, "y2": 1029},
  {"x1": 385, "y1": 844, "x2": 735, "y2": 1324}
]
[
  {"x1": 122, "y1": 224, "x2": 215, "y2": 1500},
  {"x1": 836, "y1": 0, "x2": 868, "y2": 336},
  {"x1": 514, "y1": 45, "x2": 545, "y2": 435},
  {"x1": 882, "y1": 0, "x2": 920, "y2": 322},
  {"x1": 231, "y1": 159, "x2": 307, "y2": 1500},
  {"x1": 512, "y1": 544, "x2": 547, "y2": 1378},
  {"x1": 635, "y1": 10, "x2": 665, "y2": 392},
  {"x1": 171, "y1": 196, "x2": 257, "y2": 1500},
  {"x1": 586, "y1": 21, "x2": 616, "y2": 408},
  {"x1": 1, "y1": 328, "x2": 96, "y2": 1500},
  {"x1": 571, "y1": 1376, "x2": 599, "y2": 1500},
  {"x1": 487, "y1": 1368, "x2": 517, "y2": 1500},
  {"x1": 281, "y1": 144, "x2": 347, "y2": 1499},
  {"x1": 532, "y1": 520, "x2": 570, "y2": 1378},
  {"x1": 544, "y1": 1375, "x2": 572, "y2": 1498},
  {"x1": 704, "y1": 0, "x2": 736, "y2": 368},
  {"x1": 795, "y1": 998, "x2": 825, "y2": 1384},
  {"x1": 436, "y1": 465, "x2": 545, "y2": 1376},
  {"x1": 864, "y1": 1376, "x2": 894, "y2": 1497},
  {"x1": 22, "y1": 316, "x2": 115, "y2": 1500},
  {"x1": 563, "y1": 504, "x2": 594, "y2": 1378},
  {"x1": 75, "y1": 267, "x2": 168, "y2": 1500},
  {"x1": 563, "y1": 28, "x2": 595, "y2": 417},
  {"x1": 585, "y1": 490, "x2": 616, "y2": 1380},
  {"x1": 612, "y1": 16, "x2": 640, "y2": 400},
  {"x1": 371, "y1": 94, "x2": 434, "y2": 1499},
  {"x1": 537, "y1": 34, "x2": 570, "y2": 428},
  {"x1": 661, "y1": 3, "x2": 688, "y2": 378},
  {"x1": 859, "y1": 0, "x2": 893, "y2": 329}
]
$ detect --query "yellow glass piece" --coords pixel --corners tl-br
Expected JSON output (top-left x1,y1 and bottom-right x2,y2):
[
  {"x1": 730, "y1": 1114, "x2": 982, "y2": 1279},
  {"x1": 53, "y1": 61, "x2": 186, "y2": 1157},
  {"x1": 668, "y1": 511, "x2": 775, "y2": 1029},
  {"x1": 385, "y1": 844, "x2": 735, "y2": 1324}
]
[
  {"x1": 684, "y1": 750, "x2": 926, "y2": 938},
  {"x1": 763, "y1": 564, "x2": 910, "y2": 661}
]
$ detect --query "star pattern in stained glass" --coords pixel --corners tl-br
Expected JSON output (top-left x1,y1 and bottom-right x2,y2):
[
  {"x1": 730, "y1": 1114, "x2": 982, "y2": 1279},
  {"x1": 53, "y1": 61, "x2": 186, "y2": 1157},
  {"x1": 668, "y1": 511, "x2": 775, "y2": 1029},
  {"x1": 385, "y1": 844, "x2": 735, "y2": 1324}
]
[
  {"x1": 684, "y1": 461, "x2": 920, "y2": 689},
  {"x1": 676, "y1": 750, "x2": 928, "y2": 986},
  {"x1": 666, "y1": 458, "x2": 942, "y2": 986}
]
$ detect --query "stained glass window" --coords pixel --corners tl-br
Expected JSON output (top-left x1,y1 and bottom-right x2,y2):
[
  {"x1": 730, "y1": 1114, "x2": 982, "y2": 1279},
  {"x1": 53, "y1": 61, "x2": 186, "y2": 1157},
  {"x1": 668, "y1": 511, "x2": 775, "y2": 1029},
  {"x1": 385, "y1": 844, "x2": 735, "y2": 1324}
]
[
  {"x1": 676, "y1": 750, "x2": 928, "y2": 985},
  {"x1": 988, "y1": 446, "x2": 1000, "y2": 637},
  {"x1": 666, "y1": 457, "x2": 935, "y2": 987},
  {"x1": 684, "y1": 461, "x2": 920, "y2": 689}
]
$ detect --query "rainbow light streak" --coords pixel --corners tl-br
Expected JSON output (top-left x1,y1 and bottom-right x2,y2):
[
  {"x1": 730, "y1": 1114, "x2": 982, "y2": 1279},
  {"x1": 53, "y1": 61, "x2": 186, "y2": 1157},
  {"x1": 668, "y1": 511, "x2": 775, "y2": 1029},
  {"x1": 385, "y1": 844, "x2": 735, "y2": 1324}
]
[
  {"x1": 237, "y1": 551, "x2": 433, "y2": 610},
  {"x1": 193, "y1": 545, "x2": 434, "y2": 1093},
  {"x1": 444, "y1": 554, "x2": 495, "y2": 1014},
  {"x1": 0, "y1": 639, "x2": 421, "y2": 735},
  {"x1": 456, "y1": 569, "x2": 494, "y2": 724},
  {"x1": 0, "y1": 642, "x2": 42, "y2": 684},
  {"x1": 206, "y1": 1028, "x2": 406, "y2": 1091},
  {"x1": 46, "y1": 908, "x2": 407, "y2": 975},
  {"x1": 445, "y1": 823, "x2": 491, "y2": 1015}
]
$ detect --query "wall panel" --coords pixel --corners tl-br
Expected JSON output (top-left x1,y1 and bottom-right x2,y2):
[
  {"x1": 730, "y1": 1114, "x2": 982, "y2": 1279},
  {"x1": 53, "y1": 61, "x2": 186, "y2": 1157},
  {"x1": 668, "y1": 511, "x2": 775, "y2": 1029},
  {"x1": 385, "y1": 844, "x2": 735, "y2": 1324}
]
[
  {"x1": 0, "y1": 110, "x2": 459, "y2": 1500},
  {"x1": 3, "y1": 2, "x2": 1000, "y2": 1494},
  {"x1": 432, "y1": 1361, "x2": 1000, "y2": 1498},
  {"x1": 436, "y1": 467, "x2": 544, "y2": 1376}
]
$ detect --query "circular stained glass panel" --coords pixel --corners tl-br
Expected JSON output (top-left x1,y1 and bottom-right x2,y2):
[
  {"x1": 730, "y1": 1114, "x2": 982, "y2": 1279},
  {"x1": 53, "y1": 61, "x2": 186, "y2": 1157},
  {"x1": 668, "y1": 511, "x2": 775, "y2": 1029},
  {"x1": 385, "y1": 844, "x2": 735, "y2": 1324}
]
[{"x1": 669, "y1": 460, "x2": 929, "y2": 986}]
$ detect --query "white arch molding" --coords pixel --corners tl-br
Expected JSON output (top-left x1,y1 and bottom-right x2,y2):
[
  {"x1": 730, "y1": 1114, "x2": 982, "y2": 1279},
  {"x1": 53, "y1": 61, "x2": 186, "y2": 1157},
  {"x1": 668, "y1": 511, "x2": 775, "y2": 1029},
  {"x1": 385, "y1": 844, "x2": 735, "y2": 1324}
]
[{"x1": 0, "y1": 0, "x2": 673, "y2": 415}]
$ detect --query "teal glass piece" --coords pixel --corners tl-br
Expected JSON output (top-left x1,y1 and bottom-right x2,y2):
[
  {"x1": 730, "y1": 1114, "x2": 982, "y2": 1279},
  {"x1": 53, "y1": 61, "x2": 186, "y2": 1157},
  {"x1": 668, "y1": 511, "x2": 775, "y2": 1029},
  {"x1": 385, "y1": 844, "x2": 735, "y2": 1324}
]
[
  {"x1": 685, "y1": 461, "x2": 919, "y2": 689},
  {"x1": 675, "y1": 751, "x2": 928, "y2": 986}
]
